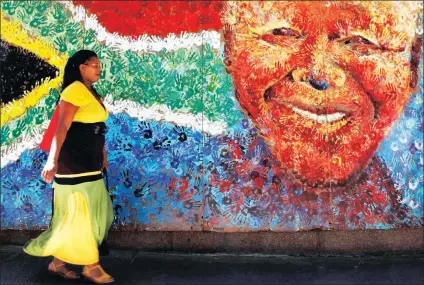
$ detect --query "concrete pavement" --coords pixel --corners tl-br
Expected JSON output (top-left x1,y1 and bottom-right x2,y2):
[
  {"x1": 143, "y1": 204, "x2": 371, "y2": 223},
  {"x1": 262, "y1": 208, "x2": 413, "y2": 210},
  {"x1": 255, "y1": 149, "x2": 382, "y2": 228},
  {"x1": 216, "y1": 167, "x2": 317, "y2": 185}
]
[{"x1": 1, "y1": 245, "x2": 424, "y2": 284}]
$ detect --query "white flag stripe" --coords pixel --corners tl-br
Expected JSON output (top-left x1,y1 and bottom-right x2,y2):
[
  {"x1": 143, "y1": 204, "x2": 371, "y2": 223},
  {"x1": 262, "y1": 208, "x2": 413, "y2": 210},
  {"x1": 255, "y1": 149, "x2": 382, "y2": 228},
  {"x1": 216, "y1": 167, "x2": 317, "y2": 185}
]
[{"x1": 59, "y1": 1, "x2": 222, "y2": 53}]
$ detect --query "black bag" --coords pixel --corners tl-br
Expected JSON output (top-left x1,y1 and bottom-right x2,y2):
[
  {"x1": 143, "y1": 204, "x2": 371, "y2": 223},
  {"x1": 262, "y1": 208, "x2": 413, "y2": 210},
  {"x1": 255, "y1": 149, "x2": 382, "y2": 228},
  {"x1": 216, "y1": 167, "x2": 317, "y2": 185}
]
[{"x1": 99, "y1": 167, "x2": 111, "y2": 256}]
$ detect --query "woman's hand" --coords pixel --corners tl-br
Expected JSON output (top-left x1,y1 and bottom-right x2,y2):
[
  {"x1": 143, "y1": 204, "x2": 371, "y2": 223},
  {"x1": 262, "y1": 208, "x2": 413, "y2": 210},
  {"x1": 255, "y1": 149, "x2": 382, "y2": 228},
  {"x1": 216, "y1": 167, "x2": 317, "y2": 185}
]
[{"x1": 41, "y1": 159, "x2": 58, "y2": 184}]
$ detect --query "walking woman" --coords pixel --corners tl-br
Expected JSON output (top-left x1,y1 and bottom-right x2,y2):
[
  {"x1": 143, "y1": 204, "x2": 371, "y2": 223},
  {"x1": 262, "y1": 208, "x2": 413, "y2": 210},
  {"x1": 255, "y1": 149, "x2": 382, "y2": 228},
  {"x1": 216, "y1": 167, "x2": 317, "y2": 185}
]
[{"x1": 24, "y1": 50, "x2": 114, "y2": 284}]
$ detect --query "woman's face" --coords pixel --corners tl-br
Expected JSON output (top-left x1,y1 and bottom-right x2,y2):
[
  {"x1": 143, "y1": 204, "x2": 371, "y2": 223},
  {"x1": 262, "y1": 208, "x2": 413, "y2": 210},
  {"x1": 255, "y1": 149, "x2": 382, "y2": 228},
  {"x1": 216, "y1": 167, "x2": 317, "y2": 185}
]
[
  {"x1": 223, "y1": 1, "x2": 421, "y2": 188},
  {"x1": 80, "y1": 56, "x2": 102, "y2": 84}
]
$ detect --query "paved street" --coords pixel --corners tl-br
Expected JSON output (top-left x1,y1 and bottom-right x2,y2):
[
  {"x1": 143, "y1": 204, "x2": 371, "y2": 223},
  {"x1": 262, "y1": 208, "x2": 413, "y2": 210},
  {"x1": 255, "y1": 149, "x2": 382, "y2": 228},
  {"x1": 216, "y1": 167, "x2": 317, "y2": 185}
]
[{"x1": 1, "y1": 245, "x2": 423, "y2": 284}]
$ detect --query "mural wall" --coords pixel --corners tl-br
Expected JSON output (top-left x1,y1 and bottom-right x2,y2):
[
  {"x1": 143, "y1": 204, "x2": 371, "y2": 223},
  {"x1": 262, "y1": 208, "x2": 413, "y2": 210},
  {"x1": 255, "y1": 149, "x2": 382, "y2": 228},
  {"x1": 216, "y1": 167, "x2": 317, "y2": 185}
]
[{"x1": 1, "y1": 1, "x2": 423, "y2": 231}]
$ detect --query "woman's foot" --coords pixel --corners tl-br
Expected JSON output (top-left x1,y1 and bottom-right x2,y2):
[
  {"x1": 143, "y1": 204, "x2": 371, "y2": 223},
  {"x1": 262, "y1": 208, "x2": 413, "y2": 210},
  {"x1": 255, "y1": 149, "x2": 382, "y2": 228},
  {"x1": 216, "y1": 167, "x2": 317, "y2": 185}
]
[
  {"x1": 82, "y1": 263, "x2": 114, "y2": 284},
  {"x1": 48, "y1": 258, "x2": 80, "y2": 279}
]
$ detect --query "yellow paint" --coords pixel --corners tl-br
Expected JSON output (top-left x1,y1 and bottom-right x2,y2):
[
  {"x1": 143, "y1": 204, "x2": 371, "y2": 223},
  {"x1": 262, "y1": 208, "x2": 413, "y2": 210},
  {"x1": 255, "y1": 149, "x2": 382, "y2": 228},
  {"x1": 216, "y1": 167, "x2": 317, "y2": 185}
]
[
  {"x1": 331, "y1": 155, "x2": 343, "y2": 166},
  {"x1": 0, "y1": 13, "x2": 68, "y2": 126},
  {"x1": 1, "y1": 76, "x2": 63, "y2": 126},
  {"x1": 55, "y1": 171, "x2": 102, "y2": 178}
]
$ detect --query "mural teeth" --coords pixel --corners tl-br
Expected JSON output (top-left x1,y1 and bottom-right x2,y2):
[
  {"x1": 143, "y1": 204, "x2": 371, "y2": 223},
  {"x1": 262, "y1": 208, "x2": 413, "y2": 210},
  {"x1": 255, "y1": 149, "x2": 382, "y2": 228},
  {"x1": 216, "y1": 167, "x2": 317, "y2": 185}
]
[{"x1": 290, "y1": 105, "x2": 345, "y2": 124}]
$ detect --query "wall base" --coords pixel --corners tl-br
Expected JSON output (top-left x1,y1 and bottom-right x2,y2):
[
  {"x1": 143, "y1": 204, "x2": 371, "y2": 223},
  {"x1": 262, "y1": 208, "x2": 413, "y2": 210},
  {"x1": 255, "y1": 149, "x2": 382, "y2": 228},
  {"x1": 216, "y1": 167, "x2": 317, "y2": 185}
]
[{"x1": 1, "y1": 229, "x2": 423, "y2": 254}]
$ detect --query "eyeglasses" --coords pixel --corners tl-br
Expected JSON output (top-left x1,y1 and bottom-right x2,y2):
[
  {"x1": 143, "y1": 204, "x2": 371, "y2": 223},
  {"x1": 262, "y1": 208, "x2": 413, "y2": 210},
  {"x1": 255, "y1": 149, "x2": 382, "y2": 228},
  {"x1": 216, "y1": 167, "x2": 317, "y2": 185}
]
[{"x1": 84, "y1": 63, "x2": 102, "y2": 70}]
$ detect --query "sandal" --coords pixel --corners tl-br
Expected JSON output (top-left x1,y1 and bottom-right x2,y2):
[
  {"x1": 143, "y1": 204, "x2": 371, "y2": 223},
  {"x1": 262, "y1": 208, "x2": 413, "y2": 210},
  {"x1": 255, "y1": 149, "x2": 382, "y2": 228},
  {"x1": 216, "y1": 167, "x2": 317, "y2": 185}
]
[
  {"x1": 48, "y1": 261, "x2": 80, "y2": 279},
  {"x1": 82, "y1": 265, "x2": 114, "y2": 284}
]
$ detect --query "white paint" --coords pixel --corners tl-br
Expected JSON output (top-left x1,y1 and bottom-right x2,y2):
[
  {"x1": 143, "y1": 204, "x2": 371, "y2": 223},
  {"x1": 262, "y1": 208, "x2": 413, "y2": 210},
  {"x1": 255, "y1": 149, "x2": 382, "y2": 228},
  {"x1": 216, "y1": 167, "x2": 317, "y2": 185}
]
[
  {"x1": 103, "y1": 94, "x2": 227, "y2": 136},
  {"x1": 58, "y1": 1, "x2": 222, "y2": 52}
]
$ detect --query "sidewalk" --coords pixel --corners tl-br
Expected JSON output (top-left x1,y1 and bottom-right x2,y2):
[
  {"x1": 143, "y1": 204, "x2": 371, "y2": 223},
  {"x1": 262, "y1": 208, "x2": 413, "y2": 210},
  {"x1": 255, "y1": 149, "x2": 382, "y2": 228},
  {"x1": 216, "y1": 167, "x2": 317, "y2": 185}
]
[{"x1": 1, "y1": 245, "x2": 423, "y2": 284}]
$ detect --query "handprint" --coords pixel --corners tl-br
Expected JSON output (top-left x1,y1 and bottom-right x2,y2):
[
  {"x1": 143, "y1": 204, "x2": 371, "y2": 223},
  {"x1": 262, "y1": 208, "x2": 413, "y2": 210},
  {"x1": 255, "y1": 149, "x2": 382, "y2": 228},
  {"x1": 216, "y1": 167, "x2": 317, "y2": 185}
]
[
  {"x1": 153, "y1": 137, "x2": 171, "y2": 150},
  {"x1": 138, "y1": 121, "x2": 153, "y2": 139},
  {"x1": 173, "y1": 126, "x2": 188, "y2": 142},
  {"x1": 29, "y1": 177, "x2": 48, "y2": 191},
  {"x1": 236, "y1": 207, "x2": 249, "y2": 224},
  {"x1": 24, "y1": 106, "x2": 38, "y2": 124},
  {"x1": 54, "y1": 23, "x2": 65, "y2": 34},
  {"x1": 206, "y1": 194, "x2": 221, "y2": 215},
  {"x1": 191, "y1": 177, "x2": 203, "y2": 195},
  {"x1": 35, "y1": 1, "x2": 49, "y2": 13},
  {"x1": 29, "y1": 14, "x2": 47, "y2": 28},
  {"x1": 2, "y1": 1, "x2": 19, "y2": 15},
  {"x1": 83, "y1": 29, "x2": 96, "y2": 46},
  {"x1": 65, "y1": 22, "x2": 83, "y2": 36},
  {"x1": 31, "y1": 156, "x2": 44, "y2": 170},
  {"x1": 17, "y1": 9, "x2": 29, "y2": 24},
  {"x1": 247, "y1": 206, "x2": 268, "y2": 220},
  {"x1": 183, "y1": 199, "x2": 202, "y2": 210},
  {"x1": 54, "y1": 36, "x2": 67, "y2": 53},
  {"x1": 115, "y1": 136, "x2": 133, "y2": 152},
  {"x1": 23, "y1": 1, "x2": 37, "y2": 15},
  {"x1": 68, "y1": 32, "x2": 82, "y2": 46},
  {"x1": 45, "y1": 90, "x2": 59, "y2": 106},
  {"x1": 120, "y1": 169, "x2": 132, "y2": 188},
  {"x1": 20, "y1": 195, "x2": 34, "y2": 213},
  {"x1": 2, "y1": 179, "x2": 20, "y2": 194},
  {"x1": 187, "y1": 50, "x2": 198, "y2": 63},
  {"x1": 35, "y1": 107, "x2": 46, "y2": 124},
  {"x1": 170, "y1": 150, "x2": 181, "y2": 169},
  {"x1": 174, "y1": 73, "x2": 184, "y2": 91},
  {"x1": 133, "y1": 182, "x2": 151, "y2": 198},
  {"x1": 12, "y1": 120, "x2": 27, "y2": 138},
  {"x1": 184, "y1": 166, "x2": 194, "y2": 180},
  {"x1": 113, "y1": 204, "x2": 123, "y2": 224},
  {"x1": 51, "y1": 4, "x2": 66, "y2": 22},
  {"x1": 40, "y1": 24, "x2": 54, "y2": 37},
  {"x1": 1, "y1": 125, "x2": 11, "y2": 144}
]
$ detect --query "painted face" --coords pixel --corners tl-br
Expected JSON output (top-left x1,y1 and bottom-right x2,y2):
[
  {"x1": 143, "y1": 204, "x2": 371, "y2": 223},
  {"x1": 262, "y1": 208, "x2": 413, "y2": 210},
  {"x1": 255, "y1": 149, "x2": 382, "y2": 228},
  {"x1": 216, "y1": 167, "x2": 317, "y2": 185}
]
[
  {"x1": 222, "y1": 1, "x2": 422, "y2": 188},
  {"x1": 80, "y1": 56, "x2": 102, "y2": 83}
]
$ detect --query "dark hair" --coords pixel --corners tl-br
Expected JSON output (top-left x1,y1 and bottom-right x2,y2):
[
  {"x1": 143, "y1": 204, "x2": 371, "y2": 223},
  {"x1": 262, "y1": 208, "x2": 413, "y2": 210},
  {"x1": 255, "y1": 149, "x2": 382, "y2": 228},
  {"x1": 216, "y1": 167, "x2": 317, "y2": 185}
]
[{"x1": 57, "y1": 49, "x2": 100, "y2": 104}]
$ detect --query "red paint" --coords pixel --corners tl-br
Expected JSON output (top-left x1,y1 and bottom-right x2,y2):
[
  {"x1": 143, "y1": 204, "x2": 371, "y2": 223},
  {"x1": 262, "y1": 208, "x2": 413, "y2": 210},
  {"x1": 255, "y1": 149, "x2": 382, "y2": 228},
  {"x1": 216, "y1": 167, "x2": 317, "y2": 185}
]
[
  {"x1": 178, "y1": 176, "x2": 189, "y2": 192},
  {"x1": 252, "y1": 177, "x2": 265, "y2": 189},
  {"x1": 169, "y1": 177, "x2": 177, "y2": 191},
  {"x1": 228, "y1": 141, "x2": 242, "y2": 159},
  {"x1": 73, "y1": 1, "x2": 223, "y2": 37},
  {"x1": 39, "y1": 106, "x2": 60, "y2": 152}
]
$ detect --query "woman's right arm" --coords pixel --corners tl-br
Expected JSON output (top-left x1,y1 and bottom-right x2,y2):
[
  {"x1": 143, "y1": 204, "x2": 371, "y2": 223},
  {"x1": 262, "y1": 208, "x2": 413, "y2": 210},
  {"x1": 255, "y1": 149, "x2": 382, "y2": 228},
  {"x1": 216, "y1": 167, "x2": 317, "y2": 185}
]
[{"x1": 41, "y1": 100, "x2": 79, "y2": 183}]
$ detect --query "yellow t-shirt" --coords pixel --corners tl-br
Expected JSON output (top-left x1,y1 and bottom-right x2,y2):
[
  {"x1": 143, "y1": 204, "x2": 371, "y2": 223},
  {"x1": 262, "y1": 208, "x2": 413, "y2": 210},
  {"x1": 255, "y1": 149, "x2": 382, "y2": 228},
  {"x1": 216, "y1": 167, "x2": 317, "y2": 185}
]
[{"x1": 60, "y1": 81, "x2": 109, "y2": 123}]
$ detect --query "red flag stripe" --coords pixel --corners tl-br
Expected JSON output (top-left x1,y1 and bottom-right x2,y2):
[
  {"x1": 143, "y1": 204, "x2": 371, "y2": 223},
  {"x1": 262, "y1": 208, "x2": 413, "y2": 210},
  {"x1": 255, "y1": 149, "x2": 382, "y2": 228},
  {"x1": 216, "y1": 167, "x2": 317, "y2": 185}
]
[{"x1": 73, "y1": 1, "x2": 224, "y2": 37}]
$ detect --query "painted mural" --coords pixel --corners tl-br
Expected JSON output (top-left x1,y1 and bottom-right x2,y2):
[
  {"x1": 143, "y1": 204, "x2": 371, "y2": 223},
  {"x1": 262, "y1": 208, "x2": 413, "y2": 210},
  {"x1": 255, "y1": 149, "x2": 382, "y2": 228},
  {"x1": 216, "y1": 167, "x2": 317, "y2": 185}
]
[{"x1": 1, "y1": 1, "x2": 423, "y2": 232}]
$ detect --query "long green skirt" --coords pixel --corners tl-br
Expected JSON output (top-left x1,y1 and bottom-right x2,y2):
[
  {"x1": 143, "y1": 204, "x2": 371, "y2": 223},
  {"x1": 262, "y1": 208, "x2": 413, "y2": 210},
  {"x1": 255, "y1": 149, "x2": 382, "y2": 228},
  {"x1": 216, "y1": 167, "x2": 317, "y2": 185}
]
[{"x1": 24, "y1": 177, "x2": 113, "y2": 265}]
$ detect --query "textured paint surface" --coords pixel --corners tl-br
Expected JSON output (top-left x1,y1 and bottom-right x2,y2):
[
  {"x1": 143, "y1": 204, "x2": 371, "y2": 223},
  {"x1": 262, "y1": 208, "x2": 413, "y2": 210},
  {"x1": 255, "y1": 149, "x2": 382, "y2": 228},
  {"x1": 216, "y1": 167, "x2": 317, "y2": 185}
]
[{"x1": 0, "y1": 1, "x2": 423, "y2": 231}]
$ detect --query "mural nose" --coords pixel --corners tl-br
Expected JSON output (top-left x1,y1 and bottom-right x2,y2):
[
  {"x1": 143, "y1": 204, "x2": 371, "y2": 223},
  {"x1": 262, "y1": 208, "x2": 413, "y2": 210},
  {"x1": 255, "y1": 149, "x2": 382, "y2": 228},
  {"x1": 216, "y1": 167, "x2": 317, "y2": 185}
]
[{"x1": 308, "y1": 77, "x2": 329, "y2": 91}]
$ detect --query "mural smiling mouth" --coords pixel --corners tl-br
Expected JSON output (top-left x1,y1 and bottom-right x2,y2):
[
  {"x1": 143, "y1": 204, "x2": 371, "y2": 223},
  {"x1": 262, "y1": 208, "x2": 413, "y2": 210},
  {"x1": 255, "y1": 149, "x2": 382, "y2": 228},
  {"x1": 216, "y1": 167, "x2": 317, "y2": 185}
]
[
  {"x1": 263, "y1": 86, "x2": 356, "y2": 133},
  {"x1": 288, "y1": 104, "x2": 346, "y2": 124}
]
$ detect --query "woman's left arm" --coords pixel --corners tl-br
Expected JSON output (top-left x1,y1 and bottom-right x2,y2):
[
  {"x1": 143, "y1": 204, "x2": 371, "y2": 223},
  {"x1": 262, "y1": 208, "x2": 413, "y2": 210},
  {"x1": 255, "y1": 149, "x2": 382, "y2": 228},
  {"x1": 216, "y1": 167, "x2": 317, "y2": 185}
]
[{"x1": 102, "y1": 145, "x2": 108, "y2": 169}]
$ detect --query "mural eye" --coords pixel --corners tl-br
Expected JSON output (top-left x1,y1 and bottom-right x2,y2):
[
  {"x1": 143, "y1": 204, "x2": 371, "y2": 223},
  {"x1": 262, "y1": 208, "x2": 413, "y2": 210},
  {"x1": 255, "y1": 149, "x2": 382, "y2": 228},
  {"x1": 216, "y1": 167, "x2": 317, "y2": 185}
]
[
  {"x1": 261, "y1": 27, "x2": 304, "y2": 45},
  {"x1": 342, "y1": 35, "x2": 375, "y2": 46},
  {"x1": 270, "y1": 27, "x2": 303, "y2": 39},
  {"x1": 0, "y1": 39, "x2": 58, "y2": 105}
]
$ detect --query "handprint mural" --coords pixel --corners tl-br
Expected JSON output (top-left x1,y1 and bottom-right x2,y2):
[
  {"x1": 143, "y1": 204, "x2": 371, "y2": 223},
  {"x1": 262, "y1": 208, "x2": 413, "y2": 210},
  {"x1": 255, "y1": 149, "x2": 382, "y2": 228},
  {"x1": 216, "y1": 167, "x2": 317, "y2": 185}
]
[{"x1": 1, "y1": 1, "x2": 423, "y2": 231}]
